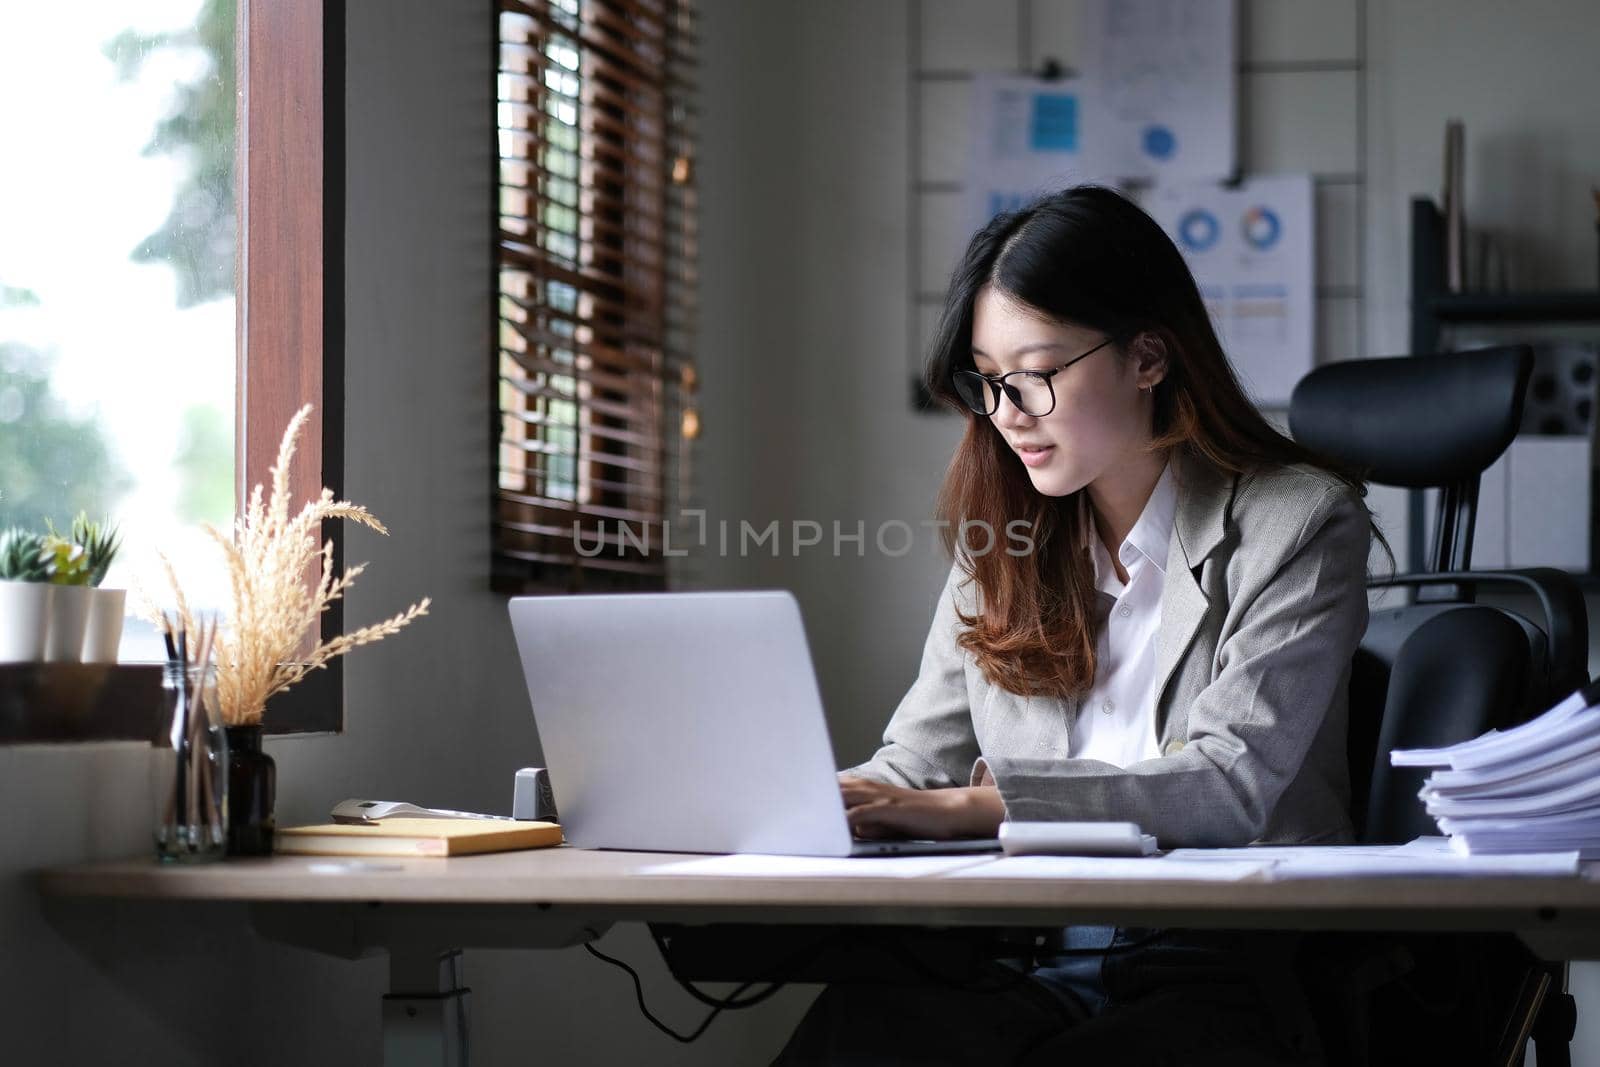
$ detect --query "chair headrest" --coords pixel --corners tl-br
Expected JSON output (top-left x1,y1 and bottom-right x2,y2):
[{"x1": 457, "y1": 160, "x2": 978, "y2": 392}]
[{"x1": 1288, "y1": 346, "x2": 1532, "y2": 489}]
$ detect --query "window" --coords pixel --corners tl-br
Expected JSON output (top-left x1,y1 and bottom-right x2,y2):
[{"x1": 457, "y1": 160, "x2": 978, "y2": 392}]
[
  {"x1": 0, "y1": 1, "x2": 239, "y2": 659},
  {"x1": 0, "y1": 0, "x2": 342, "y2": 740},
  {"x1": 493, "y1": 0, "x2": 699, "y2": 592}
]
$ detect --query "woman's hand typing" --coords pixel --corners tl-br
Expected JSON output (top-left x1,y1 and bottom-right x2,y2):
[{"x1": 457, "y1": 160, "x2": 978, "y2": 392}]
[{"x1": 838, "y1": 776, "x2": 1005, "y2": 840}]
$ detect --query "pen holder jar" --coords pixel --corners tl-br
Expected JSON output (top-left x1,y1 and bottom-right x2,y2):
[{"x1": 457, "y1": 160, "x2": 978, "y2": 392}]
[
  {"x1": 225, "y1": 724, "x2": 276, "y2": 856},
  {"x1": 152, "y1": 662, "x2": 229, "y2": 862}
]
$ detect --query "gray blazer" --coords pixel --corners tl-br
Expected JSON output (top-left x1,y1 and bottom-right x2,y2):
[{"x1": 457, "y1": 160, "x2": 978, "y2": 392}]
[{"x1": 847, "y1": 455, "x2": 1372, "y2": 848}]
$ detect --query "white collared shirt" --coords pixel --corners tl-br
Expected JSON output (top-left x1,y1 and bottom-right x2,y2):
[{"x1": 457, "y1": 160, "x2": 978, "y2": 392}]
[{"x1": 1068, "y1": 462, "x2": 1177, "y2": 768}]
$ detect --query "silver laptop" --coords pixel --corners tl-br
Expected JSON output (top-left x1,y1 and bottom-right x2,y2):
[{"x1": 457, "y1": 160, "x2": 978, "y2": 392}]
[{"x1": 508, "y1": 591, "x2": 1001, "y2": 857}]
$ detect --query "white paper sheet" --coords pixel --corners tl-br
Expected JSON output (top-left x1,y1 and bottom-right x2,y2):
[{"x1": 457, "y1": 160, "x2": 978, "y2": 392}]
[
  {"x1": 1391, "y1": 689, "x2": 1591, "y2": 768},
  {"x1": 1165, "y1": 838, "x2": 1580, "y2": 878},
  {"x1": 1444, "y1": 706, "x2": 1600, "y2": 773},
  {"x1": 639, "y1": 840, "x2": 1581, "y2": 882},
  {"x1": 1162, "y1": 843, "x2": 1419, "y2": 862},
  {"x1": 1448, "y1": 833, "x2": 1600, "y2": 861},
  {"x1": 944, "y1": 856, "x2": 1271, "y2": 881},
  {"x1": 1263, "y1": 851, "x2": 1580, "y2": 880},
  {"x1": 963, "y1": 73, "x2": 1116, "y2": 237},
  {"x1": 638, "y1": 854, "x2": 994, "y2": 879},
  {"x1": 1076, "y1": 0, "x2": 1237, "y2": 181},
  {"x1": 1144, "y1": 175, "x2": 1315, "y2": 405},
  {"x1": 1427, "y1": 737, "x2": 1600, "y2": 793},
  {"x1": 1426, "y1": 772, "x2": 1600, "y2": 818}
]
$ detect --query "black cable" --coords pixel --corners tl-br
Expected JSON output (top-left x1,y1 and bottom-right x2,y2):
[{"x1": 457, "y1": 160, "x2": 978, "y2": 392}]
[
  {"x1": 588, "y1": 924, "x2": 875, "y2": 1043},
  {"x1": 584, "y1": 942, "x2": 764, "y2": 1044}
]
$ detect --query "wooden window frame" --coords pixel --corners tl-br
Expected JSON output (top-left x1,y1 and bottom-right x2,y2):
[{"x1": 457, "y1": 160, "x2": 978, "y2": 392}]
[
  {"x1": 237, "y1": 0, "x2": 346, "y2": 735},
  {"x1": 0, "y1": 0, "x2": 344, "y2": 743}
]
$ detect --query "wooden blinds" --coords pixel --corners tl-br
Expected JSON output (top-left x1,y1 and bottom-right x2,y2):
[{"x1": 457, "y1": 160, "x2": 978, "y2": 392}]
[{"x1": 494, "y1": 0, "x2": 699, "y2": 592}]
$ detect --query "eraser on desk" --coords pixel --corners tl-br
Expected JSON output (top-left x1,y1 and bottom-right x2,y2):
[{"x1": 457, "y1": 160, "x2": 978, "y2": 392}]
[
  {"x1": 513, "y1": 767, "x2": 560, "y2": 823},
  {"x1": 999, "y1": 821, "x2": 1158, "y2": 857}
]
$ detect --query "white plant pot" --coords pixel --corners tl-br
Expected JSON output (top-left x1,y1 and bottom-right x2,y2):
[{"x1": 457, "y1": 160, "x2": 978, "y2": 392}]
[
  {"x1": 0, "y1": 580, "x2": 53, "y2": 663},
  {"x1": 82, "y1": 587, "x2": 127, "y2": 664},
  {"x1": 44, "y1": 584, "x2": 93, "y2": 663}
]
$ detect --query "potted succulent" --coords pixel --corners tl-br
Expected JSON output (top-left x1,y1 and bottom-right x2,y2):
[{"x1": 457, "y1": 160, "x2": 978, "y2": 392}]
[
  {"x1": 41, "y1": 524, "x2": 93, "y2": 662},
  {"x1": 0, "y1": 529, "x2": 53, "y2": 662},
  {"x1": 73, "y1": 515, "x2": 123, "y2": 663}
]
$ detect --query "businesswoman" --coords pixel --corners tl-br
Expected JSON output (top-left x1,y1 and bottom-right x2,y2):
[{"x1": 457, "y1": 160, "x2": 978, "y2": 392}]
[{"x1": 775, "y1": 186, "x2": 1385, "y2": 1065}]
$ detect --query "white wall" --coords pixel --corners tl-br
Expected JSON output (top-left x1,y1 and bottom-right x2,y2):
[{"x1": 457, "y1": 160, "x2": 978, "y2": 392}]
[{"x1": 1365, "y1": 0, "x2": 1600, "y2": 355}]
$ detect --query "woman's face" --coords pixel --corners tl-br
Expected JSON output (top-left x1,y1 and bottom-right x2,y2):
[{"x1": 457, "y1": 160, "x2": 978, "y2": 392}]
[{"x1": 968, "y1": 283, "x2": 1161, "y2": 498}]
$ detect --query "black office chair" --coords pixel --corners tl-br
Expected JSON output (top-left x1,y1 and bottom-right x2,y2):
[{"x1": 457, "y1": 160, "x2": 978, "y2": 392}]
[
  {"x1": 1289, "y1": 346, "x2": 1589, "y2": 743},
  {"x1": 1289, "y1": 344, "x2": 1588, "y2": 1066}
]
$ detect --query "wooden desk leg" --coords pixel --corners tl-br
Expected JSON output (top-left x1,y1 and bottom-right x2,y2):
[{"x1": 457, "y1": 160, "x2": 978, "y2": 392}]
[{"x1": 382, "y1": 948, "x2": 469, "y2": 1067}]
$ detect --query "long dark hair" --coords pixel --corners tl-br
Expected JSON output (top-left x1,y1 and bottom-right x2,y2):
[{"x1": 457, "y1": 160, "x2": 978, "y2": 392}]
[{"x1": 925, "y1": 185, "x2": 1386, "y2": 699}]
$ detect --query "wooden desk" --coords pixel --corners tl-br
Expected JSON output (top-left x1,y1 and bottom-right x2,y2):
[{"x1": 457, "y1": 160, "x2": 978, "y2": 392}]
[{"x1": 37, "y1": 847, "x2": 1600, "y2": 1065}]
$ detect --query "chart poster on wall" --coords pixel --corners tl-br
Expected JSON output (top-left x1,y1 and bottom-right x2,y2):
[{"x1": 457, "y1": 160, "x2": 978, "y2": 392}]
[
  {"x1": 1076, "y1": 0, "x2": 1237, "y2": 182},
  {"x1": 962, "y1": 73, "x2": 1118, "y2": 237},
  {"x1": 1146, "y1": 175, "x2": 1315, "y2": 406}
]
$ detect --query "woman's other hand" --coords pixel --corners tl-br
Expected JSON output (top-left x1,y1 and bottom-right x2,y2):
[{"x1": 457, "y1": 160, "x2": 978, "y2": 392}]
[{"x1": 838, "y1": 776, "x2": 1004, "y2": 840}]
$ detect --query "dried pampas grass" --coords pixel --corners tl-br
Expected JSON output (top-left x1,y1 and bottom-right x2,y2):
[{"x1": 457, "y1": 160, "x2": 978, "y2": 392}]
[{"x1": 144, "y1": 404, "x2": 429, "y2": 725}]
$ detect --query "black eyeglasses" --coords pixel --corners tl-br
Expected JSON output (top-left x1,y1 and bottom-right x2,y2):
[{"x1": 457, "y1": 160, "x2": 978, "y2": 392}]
[{"x1": 951, "y1": 336, "x2": 1118, "y2": 417}]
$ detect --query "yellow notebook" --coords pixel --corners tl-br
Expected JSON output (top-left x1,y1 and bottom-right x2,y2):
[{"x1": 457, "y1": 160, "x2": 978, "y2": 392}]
[{"x1": 276, "y1": 818, "x2": 563, "y2": 857}]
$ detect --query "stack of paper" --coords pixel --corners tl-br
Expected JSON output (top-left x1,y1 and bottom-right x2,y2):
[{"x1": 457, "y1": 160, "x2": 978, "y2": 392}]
[
  {"x1": 1165, "y1": 838, "x2": 1579, "y2": 878},
  {"x1": 1391, "y1": 681, "x2": 1600, "y2": 858}
]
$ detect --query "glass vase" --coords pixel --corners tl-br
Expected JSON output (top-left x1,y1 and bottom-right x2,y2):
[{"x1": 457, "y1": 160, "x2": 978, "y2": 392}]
[
  {"x1": 152, "y1": 662, "x2": 229, "y2": 862},
  {"x1": 226, "y1": 724, "x2": 277, "y2": 856}
]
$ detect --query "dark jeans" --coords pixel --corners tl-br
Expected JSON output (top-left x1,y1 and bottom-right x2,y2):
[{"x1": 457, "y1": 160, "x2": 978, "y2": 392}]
[{"x1": 771, "y1": 926, "x2": 1325, "y2": 1066}]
